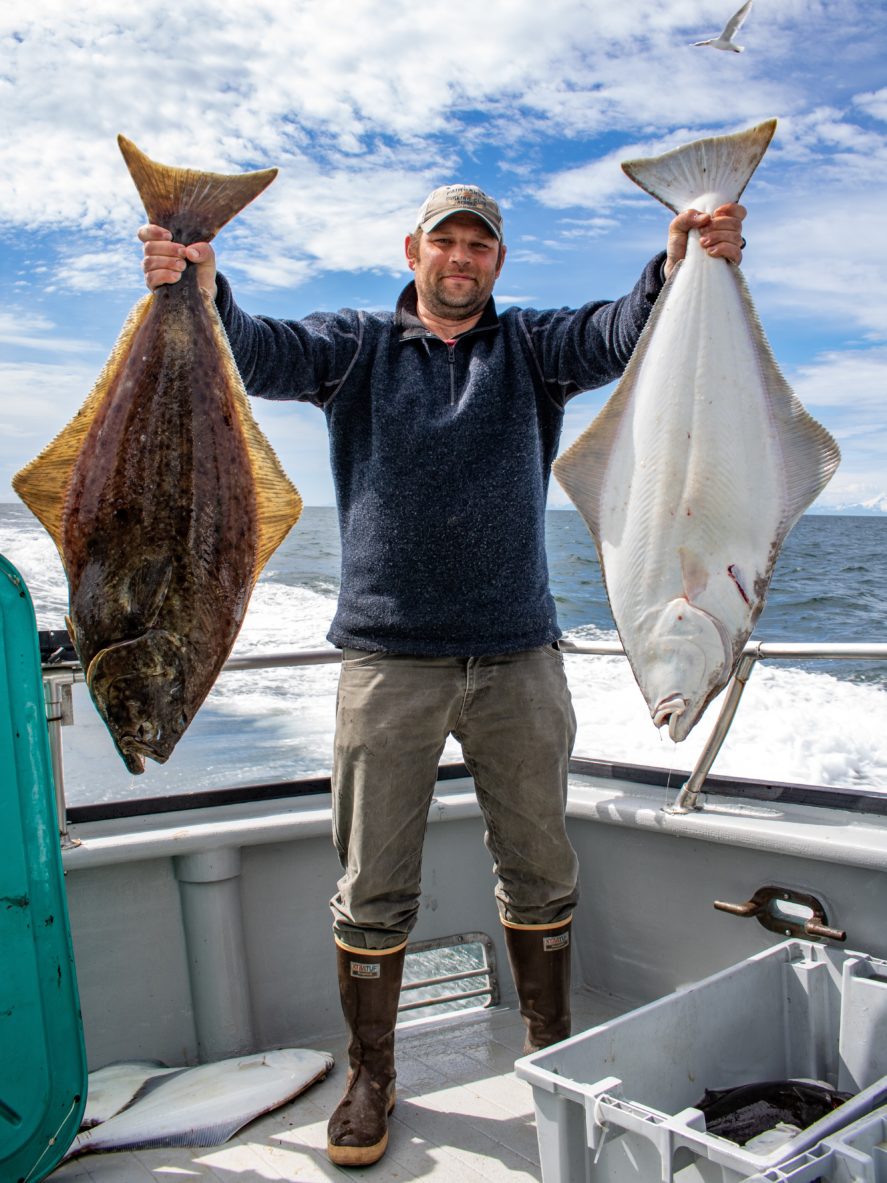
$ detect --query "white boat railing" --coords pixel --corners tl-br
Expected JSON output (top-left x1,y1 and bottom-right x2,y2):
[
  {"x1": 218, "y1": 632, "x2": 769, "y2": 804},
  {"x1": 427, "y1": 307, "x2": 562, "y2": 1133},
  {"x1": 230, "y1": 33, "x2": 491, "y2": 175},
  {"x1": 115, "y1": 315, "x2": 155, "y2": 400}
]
[
  {"x1": 560, "y1": 639, "x2": 887, "y2": 812},
  {"x1": 42, "y1": 639, "x2": 887, "y2": 844}
]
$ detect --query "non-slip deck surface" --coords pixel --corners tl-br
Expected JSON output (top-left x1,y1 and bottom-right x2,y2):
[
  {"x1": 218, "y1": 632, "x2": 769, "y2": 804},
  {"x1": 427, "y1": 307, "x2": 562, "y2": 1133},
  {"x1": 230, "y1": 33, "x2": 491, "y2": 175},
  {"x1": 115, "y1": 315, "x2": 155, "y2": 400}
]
[{"x1": 49, "y1": 988, "x2": 625, "y2": 1182}]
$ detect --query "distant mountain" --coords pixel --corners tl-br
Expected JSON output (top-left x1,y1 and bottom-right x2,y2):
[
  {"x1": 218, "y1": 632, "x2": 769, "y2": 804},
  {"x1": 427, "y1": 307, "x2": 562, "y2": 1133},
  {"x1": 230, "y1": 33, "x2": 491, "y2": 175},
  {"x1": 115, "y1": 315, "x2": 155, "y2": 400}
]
[{"x1": 809, "y1": 495, "x2": 887, "y2": 516}]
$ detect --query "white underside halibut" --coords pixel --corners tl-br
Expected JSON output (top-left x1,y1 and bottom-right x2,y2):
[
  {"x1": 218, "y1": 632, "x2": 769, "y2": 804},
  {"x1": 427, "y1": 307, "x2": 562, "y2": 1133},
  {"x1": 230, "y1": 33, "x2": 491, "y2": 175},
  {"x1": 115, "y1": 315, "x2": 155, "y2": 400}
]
[
  {"x1": 553, "y1": 120, "x2": 840, "y2": 741},
  {"x1": 63, "y1": 1049, "x2": 334, "y2": 1158}
]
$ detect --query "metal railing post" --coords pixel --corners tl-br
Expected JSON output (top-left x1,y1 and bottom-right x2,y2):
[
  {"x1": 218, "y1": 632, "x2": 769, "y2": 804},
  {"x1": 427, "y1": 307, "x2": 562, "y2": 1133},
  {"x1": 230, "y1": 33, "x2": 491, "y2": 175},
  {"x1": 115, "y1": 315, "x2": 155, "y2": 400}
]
[
  {"x1": 43, "y1": 673, "x2": 80, "y2": 849},
  {"x1": 667, "y1": 649, "x2": 760, "y2": 814}
]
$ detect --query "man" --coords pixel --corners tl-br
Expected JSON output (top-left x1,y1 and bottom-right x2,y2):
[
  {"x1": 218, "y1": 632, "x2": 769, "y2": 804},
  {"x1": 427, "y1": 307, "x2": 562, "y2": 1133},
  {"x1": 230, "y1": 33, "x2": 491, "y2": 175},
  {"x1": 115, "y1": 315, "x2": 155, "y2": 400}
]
[{"x1": 141, "y1": 184, "x2": 744, "y2": 1166}]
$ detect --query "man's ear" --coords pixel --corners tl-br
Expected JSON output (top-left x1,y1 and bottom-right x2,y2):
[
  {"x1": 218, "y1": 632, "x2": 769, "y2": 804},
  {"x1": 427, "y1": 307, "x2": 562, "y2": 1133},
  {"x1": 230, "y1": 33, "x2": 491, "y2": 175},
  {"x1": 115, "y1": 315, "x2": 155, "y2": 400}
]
[{"x1": 405, "y1": 234, "x2": 417, "y2": 270}]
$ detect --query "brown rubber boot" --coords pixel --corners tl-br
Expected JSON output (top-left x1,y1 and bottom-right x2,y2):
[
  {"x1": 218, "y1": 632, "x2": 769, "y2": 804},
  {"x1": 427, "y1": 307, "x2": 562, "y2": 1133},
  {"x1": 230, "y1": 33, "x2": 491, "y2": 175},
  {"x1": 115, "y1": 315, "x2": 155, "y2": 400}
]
[
  {"x1": 327, "y1": 941, "x2": 406, "y2": 1167},
  {"x1": 503, "y1": 918, "x2": 572, "y2": 1053}
]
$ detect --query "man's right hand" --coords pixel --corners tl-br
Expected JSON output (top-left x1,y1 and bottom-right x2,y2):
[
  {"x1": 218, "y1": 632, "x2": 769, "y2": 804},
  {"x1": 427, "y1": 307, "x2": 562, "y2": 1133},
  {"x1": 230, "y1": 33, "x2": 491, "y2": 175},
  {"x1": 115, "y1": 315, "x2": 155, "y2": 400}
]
[{"x1": 138, "y1": 225, "x2": 218, "y2": 300}]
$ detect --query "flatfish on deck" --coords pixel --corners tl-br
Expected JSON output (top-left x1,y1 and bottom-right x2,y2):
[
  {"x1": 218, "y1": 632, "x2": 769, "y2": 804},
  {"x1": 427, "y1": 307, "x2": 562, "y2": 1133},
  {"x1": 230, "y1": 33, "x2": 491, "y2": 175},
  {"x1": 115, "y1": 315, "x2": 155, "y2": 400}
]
[
  {"x1": 553, "y1": 121, "x2": 840, "y2": 741},
  {"x1": 13, "y1": 137, "x2": 302, "y2": 772},
  {"x1": 63, "y1": 1049, "x2": 334, "y2": 1158}
]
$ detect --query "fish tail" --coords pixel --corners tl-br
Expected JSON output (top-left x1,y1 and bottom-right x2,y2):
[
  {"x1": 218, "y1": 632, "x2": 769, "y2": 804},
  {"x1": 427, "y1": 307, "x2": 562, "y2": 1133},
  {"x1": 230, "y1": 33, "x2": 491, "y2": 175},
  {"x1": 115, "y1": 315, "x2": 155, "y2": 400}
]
[
  {"x1": 621, "y1": 119, "x2": 777, "y2": 213},
  {"x1": 117, "y1": 135, "x2": 278, "y2": 244}
]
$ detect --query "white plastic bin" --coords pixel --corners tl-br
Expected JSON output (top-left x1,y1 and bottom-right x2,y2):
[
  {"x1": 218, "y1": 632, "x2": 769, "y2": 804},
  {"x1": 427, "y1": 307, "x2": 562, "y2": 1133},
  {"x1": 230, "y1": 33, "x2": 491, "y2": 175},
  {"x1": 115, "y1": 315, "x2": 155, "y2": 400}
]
[
  {"x1": 757, "y1": 1104, "x2": 887, "y2": 1182},
  {"x1": 515, "y1": 940, "x2": 887, "y2": 1183}
]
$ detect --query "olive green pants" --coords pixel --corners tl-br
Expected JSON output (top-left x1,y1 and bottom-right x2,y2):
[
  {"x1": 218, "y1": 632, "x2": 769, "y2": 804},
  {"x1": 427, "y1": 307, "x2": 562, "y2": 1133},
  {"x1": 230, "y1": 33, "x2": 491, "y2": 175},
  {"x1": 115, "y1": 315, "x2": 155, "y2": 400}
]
[{"x1": 330, "y1": 646, "x2": 578, "y2": 950}]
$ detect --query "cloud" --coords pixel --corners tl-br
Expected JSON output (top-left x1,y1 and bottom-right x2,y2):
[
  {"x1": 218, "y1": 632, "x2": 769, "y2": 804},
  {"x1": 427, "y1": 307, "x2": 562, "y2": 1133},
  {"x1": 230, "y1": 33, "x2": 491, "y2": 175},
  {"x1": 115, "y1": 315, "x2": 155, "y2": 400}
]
[
  {"x1": 0, "y1": 308, "x2": 102, "y2": 352},
  {"x1": 790, "y1": 346, "x2": 887, "y2": 411},
  {"x1": 2, "y1": 0, "x2": 886, "y2": 509},
  {"x1": 791, "y1": 346, "x2": 887, "y2": 504},
  {"x1": 1, "y1": 2, "x2": 881, "y2": 319},
  {"x1": 536, "y1": 102, "x2": 887, "y2": 344},
  {"x1": 0, "y1": 357, "x2": 100, "y2": 496},
  {"x1": 494, "y1": 293, "x2": 540, "y2": 306},
  {"x1": 0, "y1": 358, "x2": 96, "y2": 422},
  {"x1": 743, "y1": 188, "x2": 887, "y2": 340},
  {"x1": 536, "y1": 145, "x2": 648, "y2": 212},
  {"x1": 0, "y1": 2, "x2": 863, "y2": 233},
  {"x1": 52, "y1": 247, "x2": 143, "y2": 296},
  {"x1": 854, "y1": 87, "x2": 887, "y2": 123}
]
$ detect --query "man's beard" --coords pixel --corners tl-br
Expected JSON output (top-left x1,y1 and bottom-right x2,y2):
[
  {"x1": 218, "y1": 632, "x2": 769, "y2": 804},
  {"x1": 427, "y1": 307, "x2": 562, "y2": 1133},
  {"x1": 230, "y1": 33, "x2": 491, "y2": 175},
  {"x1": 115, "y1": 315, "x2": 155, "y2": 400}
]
[{"x1": 423, "y1": 275, "x2": 486, "y2": 319}]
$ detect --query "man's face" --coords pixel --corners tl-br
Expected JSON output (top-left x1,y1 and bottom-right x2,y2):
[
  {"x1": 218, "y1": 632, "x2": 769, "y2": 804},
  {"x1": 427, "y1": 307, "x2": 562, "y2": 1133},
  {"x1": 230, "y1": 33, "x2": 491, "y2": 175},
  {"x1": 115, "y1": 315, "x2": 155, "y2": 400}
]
[{"x1": 406, "y1": 212, "x2": 506, "y2": 324}]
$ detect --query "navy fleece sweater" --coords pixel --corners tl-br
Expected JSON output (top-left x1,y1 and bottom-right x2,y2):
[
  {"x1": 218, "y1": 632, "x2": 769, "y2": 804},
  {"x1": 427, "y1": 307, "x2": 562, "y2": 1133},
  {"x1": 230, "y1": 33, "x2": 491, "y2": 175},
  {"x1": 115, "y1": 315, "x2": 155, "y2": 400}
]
[{"x1": 216, "y1": 255, "x2": 666, "y2": 655}]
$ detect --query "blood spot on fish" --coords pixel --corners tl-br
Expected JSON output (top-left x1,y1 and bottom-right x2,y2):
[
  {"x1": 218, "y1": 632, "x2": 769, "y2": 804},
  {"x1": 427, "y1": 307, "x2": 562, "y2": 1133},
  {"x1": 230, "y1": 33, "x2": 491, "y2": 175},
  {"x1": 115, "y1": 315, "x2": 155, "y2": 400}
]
[{"x1": 727, "y1": 564, "x2": 751, "y2": 605}]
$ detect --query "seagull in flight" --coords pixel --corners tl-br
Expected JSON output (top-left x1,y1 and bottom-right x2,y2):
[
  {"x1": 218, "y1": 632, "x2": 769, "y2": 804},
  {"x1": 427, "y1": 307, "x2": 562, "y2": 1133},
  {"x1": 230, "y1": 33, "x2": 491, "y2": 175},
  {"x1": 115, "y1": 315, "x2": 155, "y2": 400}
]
[{"x1": 693, "y1": 0, "x2": 753, "y2": 52}]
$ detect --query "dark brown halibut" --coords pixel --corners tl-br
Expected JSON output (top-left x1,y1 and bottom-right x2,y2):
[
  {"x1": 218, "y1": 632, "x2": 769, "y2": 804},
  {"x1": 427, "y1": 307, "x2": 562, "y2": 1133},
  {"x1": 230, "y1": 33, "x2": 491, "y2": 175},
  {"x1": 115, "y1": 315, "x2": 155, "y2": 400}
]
[{"x1": 13, "y1": 138, "x2": 301, "y2": 773}]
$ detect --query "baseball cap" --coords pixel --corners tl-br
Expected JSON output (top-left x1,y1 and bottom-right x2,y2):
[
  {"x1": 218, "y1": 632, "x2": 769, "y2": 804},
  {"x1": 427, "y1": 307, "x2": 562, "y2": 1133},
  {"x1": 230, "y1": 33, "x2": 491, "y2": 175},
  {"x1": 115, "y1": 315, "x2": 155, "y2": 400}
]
[{"x1": 415, "y1": 184, "x2": 503, "y2": 240}]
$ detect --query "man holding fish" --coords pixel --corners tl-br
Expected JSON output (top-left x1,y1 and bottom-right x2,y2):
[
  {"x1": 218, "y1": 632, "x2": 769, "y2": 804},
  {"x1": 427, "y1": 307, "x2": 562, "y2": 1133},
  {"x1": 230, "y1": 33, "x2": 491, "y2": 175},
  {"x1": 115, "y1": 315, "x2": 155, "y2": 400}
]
[{"x1": 140, "y1": 186, "x2": 744, "y2": 1166}]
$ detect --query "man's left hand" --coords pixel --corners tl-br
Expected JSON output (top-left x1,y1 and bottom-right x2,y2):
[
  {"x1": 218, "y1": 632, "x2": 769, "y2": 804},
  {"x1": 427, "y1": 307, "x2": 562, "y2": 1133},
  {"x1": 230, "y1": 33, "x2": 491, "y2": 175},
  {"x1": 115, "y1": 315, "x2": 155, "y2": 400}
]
[{"x1": 664, "y1": 203, "x2": 746, "y2": 278}]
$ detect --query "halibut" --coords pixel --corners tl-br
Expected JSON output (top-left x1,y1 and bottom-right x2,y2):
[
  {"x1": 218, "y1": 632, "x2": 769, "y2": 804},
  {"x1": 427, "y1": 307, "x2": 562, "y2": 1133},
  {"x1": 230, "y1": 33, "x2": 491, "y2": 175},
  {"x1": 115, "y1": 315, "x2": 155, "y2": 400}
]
[
  {"x1": 64, "y1": 1049, "x2": 333, "y2": 1158},
  {"x1": 554, "y1": 121, "x2": 840, "y2": 741},
  {"x1": 13, "y1": 137, "x2": 302, "y2": 772}
]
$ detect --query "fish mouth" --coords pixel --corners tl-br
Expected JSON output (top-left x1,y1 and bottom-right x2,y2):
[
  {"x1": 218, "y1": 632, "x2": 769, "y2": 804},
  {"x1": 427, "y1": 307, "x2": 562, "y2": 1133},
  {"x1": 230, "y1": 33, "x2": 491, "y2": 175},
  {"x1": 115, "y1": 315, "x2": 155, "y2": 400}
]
[
  {"x1": 116, "y1": 743, "x2": 147, "y2": 775},
  {"x1": 653, "y1": 695, "x2": 688, "y2": 740},
  {"x1": 117, "y1": 724, "x2": 173, "y2": 774}
]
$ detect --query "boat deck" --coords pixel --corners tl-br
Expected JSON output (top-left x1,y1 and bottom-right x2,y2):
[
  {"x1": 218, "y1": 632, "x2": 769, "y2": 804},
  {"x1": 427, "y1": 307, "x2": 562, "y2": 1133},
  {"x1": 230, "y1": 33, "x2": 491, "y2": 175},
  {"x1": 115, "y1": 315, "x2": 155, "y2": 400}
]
[{"x1": 49, "y1": 986, "x2": 625, "y2": 1182}]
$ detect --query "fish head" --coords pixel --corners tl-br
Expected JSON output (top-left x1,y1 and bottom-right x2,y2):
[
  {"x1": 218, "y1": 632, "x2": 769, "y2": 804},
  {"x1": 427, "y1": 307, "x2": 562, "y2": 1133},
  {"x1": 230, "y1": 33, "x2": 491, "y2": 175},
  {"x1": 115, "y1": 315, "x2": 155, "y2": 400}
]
[
  {"x1": 86, "y1": 630, "x2": 189, "y2": 773},
  {"x1": 640, "y1": 598, "x2": 734, "y2": 742}
]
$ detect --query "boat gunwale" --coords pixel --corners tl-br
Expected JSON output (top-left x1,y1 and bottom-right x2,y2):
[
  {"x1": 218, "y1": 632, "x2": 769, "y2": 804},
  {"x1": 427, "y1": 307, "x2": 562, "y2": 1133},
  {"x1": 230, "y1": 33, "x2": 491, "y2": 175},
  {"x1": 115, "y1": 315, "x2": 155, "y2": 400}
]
[
  {"x1": 62, "y1": 755, "x2": 887, "y2": 825},
  {"x1": 59, "y1": 764, "x2": 887, "y2": 877},
  {"x1": 42, "y1": 636, "x2": 887, "y2": 827}
]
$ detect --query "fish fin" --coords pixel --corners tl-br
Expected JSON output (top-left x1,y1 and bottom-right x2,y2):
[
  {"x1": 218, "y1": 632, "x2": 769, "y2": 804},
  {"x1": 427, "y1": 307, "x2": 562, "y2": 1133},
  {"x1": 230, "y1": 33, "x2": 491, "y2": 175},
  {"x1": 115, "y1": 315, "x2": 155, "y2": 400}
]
[
  {"x1": 733, "y1": 270, "x2": 841, "y2": 535},
  {"x1": 81, "y1": 1064, "x2": 184, "y2": 1129},
  {"x1": 553, "y1": 384, "x2": 628, "y2": 543},
  {"x1": 12, "y1": 296, "x2": 154, "y2": 552},
  {"x1": 118, "y1": 136, "x2": 278, "y2": 245},
  {"x1": 60, "y1": 1130, "x2": 90, "y2": 1161},
  {"x1": 553, "y1": 265, "x2": 680, "y2": 540},
  {"x1": 80, "y1": 1060, "x2": 176, "y2": 1129},
  {"x1": 209, "y1": 295, "x2": 303, "y2": 580},
  {"x1": 678, "y1": 547, "x2": 709, "y2": 600},
  {"x1": 621, "y1": 119, "x2": 777, "y2": 212}
]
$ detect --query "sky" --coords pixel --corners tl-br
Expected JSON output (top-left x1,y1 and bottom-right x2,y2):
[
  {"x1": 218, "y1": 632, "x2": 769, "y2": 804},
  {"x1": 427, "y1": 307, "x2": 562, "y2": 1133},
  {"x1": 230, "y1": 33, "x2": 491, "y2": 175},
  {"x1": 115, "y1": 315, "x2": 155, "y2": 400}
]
[{"x1": 1, "y1": 0, "x2": 885, "y2": 509}]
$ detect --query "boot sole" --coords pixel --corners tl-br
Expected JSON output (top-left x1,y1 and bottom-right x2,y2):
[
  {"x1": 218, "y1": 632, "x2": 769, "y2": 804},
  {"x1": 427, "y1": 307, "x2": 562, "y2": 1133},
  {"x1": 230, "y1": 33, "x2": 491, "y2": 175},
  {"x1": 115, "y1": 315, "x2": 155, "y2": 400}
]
[
  {"x1": 327, "y1": 1092, "x2": 396, "y2": 1166},
  {"x1": 327, "y1": 1129, "x2": 388, "y2": 1167}
]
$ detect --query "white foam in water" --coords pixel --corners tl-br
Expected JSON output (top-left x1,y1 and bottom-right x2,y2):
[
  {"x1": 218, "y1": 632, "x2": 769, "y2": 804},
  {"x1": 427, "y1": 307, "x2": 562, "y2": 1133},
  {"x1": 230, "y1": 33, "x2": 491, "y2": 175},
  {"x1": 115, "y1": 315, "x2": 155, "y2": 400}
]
[
  {"x1": 0, "y1": 519, "x2": 69, "y2": 627},
  {"x1": 1, "y1": 514, "x2": 884, "y2": 804},
  {"x1": 565, "y1": 626, "x2": 887, "y2": 791}
]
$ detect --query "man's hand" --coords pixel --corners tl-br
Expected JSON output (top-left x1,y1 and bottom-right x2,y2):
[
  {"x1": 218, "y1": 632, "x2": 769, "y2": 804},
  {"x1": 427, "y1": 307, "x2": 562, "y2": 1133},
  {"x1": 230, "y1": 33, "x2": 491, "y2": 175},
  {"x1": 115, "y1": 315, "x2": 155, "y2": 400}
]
[
  {"x1": 138, "y1": 225, "x2": 218, "y2": 300},
  {"x1": 664, "y1": 203, "x2": 746, "y2": 278}
]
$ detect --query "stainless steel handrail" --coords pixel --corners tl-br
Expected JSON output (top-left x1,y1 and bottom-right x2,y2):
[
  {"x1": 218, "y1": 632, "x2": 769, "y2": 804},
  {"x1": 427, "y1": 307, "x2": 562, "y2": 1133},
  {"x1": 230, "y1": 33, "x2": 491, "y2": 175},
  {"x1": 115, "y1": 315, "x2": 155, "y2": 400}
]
[
  {"x1": 558, "y1": 639, "x2": 887, "y2": 661},
  {"x1": 42, "y1": 639, "x2": 887, "y2": 836},
  {"x1": 560, "y1": 639, "x2": 887, "y2": 813}
]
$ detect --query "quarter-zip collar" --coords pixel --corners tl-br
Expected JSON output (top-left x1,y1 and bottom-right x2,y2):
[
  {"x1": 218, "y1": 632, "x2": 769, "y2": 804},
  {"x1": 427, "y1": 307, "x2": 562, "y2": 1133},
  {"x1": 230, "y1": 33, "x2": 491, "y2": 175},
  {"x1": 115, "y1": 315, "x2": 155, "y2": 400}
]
[{"x1": 395, "y1": 281, "x2": 501, "y2": 343}]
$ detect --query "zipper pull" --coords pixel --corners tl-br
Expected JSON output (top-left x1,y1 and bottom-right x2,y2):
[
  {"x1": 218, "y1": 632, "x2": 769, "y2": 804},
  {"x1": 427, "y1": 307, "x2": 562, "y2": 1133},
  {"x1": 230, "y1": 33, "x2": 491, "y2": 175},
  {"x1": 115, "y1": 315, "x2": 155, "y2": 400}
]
[{"x1": 444, "y1": 339, "x2": 457, "y2": 404}]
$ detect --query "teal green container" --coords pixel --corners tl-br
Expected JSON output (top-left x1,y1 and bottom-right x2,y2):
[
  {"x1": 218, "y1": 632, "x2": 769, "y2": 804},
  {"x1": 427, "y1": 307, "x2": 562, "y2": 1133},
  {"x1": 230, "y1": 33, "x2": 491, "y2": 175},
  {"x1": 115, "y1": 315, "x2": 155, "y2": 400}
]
[{"x1": 0, "y1": 555, "x2": 86, "y2": 1181}]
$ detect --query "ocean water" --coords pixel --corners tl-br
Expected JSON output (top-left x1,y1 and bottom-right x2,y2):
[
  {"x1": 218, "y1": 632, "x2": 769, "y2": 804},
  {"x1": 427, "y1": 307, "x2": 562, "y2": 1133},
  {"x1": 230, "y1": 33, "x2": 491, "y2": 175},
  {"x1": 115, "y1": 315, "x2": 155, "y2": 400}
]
[{"x1": 0, "y1": 503, "x2": 885, "y2": 806}]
